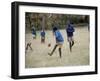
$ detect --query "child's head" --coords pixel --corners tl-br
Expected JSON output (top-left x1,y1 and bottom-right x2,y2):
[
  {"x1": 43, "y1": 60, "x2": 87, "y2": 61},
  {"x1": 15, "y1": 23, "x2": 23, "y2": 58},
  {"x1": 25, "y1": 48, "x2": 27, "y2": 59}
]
[
  {"x1": 42, "y1": 29, "x2": 44, "y2": 32},
  {"x1": 67, "y1": 20, "x2": 73, "y2": 27},
  {"x1": 67, "y1": 20, "x2": 73, "y2": 24},
  {"x1": 53, "y1": 27, "x2": 58, "y2": 32}
]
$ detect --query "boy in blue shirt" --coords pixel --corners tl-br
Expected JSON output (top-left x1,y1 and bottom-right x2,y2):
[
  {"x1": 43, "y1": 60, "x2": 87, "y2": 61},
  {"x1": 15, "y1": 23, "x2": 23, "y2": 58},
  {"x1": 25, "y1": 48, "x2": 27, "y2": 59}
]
[
  {"x1": 66, "y1": 22, "x2": 75, "y2": 52},
  {"x1": 48, "y1": 26, "x2": 64, "y2": 58},
  {"x1": 40, "y1": 30, "x2": 45, "y2": 43}
]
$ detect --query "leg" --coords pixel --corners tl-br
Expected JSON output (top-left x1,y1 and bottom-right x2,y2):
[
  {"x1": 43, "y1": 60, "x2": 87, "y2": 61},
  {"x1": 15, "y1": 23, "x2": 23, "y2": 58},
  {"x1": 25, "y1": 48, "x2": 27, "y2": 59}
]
[
  {"x1": 69, "y1": 42, "x2": 72, "y2": 52},
  {"x1": 71, "y1": 37, "x2": 74, "y2": 47},
  {"x1": 28, "y1": 43, "x2": 33, "y2": 50},
  {"x1": 71, "y1": 40, "x2": 74, "y2": 47},
  {"x1": 42, "y1": 38, "x2": 45, "y2": 43},
  {"x1": 68, "y1": 37, "x2": 72, "y2": 52},
  {"x1": 34, "y1": 35, "x2": 36, "y2": 39},
  {"x1": 59, "y1": 47, "x2": 62, "y2": 58},
  {"x1": 48, "y1": 44, "x2": 58, "y2": 56},
  {"x1": 70, "y1": 37, "x2": 74, "y2": 52},
  {"x1": 26, "y1": 43, "x2": 29, "y2": 50},
  {"x1": 41, "y1": 37, "x2": 44, "y2": 43},
  {"x1": 43, "y1": 37, "x2": 45, "y2": 43}
]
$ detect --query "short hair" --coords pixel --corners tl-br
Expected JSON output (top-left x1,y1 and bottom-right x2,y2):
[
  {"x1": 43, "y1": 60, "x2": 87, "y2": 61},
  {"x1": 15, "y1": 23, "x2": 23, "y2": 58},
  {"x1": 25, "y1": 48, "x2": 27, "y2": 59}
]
[{"x1": 53, "y1": 27, "x2": 58, "y2": 32}]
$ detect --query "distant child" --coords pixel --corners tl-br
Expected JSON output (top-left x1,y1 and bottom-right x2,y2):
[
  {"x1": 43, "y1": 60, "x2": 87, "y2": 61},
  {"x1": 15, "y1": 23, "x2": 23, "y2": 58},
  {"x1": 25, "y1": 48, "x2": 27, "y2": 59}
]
[
  {"x1": 40, "y1": 30, "x2": 45, "y2": 43},
  {"x1": 66, "y1": 22, "x2": 75, "y2": 52},
  {"x1": 48, "y1": 26, "x2": 64, "y2": 58},
  {"x1": 32, "y1": 26, "x2": 36, "y2": 39},
  {"x1": 26, "y1": 43, "x2": 33, "y2": 51}
]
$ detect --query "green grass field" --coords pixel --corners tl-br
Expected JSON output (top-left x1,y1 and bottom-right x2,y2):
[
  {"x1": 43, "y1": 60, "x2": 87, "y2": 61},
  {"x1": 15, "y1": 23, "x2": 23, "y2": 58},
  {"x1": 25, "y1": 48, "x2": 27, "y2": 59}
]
[{"x1": 25, "y1": 26, "x2": 89, "y2": 68}]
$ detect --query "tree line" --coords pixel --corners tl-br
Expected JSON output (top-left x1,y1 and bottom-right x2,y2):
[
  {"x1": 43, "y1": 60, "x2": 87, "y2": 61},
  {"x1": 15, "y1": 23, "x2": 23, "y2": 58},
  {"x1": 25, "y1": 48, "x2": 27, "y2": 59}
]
[{"x1": 25, "y1": 12, "x2": 89, "y2": 32}]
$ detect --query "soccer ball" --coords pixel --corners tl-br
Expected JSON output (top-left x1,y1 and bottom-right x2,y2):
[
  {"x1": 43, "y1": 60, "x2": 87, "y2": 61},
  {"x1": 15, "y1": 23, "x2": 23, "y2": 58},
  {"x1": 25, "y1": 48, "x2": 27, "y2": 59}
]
[{"x1": 48, "y1": 43, "x2": 51, "y2": 47}]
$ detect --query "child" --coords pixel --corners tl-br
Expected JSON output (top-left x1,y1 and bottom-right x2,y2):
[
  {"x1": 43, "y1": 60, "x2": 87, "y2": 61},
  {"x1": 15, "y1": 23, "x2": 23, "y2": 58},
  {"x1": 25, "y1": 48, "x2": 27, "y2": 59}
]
[
  {"x1": 48, "y1": 26, "x2": 64, "y2": 58},
  {"x1": 66, "y1": 22, "x2": 75, "y2": 52},
  {"x1": 32, "y1": 26, "x2": 36, "y2": 39},
  {"x1": 26, "y1": 43, "x2": 33, "y2": 51},
  {"x1": 40, "y1": 30, "x2": 45, "y2": 43}
]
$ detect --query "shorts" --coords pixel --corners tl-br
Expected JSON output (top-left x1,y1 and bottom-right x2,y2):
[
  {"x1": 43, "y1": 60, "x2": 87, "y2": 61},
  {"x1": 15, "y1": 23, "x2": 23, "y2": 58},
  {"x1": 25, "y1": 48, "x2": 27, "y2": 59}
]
[
  {"x1": 32, "y1": 34, "x2": 36, "y2": 38},
  {"x1": 67, "y1": 36, "x2": 74, "y2": 42},
  {"x1": 41, "y1": 37, "x2": 45, "y2": 39},
  {"x1": 41, "y1": 37, "x2": 45, "y2": 42},
  {"x1": 56, "y1": 42, "x2": 63, "y2": 48}
]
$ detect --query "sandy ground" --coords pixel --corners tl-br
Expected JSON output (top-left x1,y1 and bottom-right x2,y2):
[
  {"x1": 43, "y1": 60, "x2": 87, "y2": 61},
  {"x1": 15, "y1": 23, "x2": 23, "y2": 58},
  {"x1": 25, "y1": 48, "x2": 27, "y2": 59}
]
[{"x1": 25, "y1": 27, "x2": 89, "y2": 68}]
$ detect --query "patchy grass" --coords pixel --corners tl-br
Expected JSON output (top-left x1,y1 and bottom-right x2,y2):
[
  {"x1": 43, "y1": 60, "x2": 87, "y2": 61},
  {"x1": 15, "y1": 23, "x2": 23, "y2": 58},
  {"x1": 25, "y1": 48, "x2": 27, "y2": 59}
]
[{"x1": 25, "y1": 27, "x2": 89, "y2": 68}]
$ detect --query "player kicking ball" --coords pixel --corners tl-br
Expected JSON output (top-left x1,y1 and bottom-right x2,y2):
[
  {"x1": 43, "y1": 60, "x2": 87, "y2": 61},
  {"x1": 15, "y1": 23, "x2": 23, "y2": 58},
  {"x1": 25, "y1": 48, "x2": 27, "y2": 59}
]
[{"x1": 48, "y1": 26, "x2": 64, "y2": 58}]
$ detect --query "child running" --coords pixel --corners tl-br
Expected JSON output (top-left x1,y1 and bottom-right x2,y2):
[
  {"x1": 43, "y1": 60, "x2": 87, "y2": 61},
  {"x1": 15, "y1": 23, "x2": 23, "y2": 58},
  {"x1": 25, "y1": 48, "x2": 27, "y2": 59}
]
[
  {"x1": 66, "y1": 22, "x2": 75, "y2": 52},
  {"x1": 26, "y1": 43, "x2": 33, "y2": 51},
  {"x1": 48, "y1": 26, "x2": 64, "y2": 58}
]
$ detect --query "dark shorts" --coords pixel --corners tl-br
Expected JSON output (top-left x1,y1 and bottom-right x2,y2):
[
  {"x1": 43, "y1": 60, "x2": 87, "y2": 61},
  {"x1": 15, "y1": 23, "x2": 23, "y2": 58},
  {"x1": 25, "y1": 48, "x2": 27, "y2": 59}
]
[{"x1": 67, "y1": 32, "x2": 73, "y2": 37}]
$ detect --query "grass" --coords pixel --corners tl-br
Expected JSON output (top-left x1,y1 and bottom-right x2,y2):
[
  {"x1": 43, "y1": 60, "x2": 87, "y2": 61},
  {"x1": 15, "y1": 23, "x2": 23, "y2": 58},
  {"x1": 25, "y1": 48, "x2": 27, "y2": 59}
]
[{"x1": 25, "y1": 26, "x2": 89, "y2": 68}]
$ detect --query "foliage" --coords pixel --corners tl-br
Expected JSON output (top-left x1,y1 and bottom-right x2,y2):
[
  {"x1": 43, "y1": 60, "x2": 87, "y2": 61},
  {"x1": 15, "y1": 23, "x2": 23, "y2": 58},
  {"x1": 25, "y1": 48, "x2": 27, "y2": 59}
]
[{"x1": 25, "y1": 12, "x2": 89, "y2": 31}]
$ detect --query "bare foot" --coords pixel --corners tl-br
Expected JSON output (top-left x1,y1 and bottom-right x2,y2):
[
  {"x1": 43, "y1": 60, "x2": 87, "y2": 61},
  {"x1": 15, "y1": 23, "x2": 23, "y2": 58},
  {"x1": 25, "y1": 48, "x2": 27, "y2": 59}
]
[{"x1": 48, "y1": 53, "x2": 52, "y2": 56}]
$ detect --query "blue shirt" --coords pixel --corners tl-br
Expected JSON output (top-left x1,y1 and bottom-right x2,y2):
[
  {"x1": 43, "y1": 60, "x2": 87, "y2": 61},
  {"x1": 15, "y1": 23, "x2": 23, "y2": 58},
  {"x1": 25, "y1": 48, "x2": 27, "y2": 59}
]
[
  {"x1": 54, "y1": 30, "x2": 64, "y2": 43},
  {"x1": 41, "y1": 31, "x2": 45, "y2": 37},
  {"x1": 66, "y1": 24, "x2": 75, "y2": 37},
  {"x1": 32, "y1": 29, "x2": 36, "y2": 35}
]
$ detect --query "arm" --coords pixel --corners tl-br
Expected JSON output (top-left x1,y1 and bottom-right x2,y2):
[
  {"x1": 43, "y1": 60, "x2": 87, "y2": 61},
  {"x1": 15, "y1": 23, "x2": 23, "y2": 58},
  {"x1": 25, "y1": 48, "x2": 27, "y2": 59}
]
[
  {"x1": 55, "y1": 31, "x2": 59, "y2": 38},
  {"x1": 73, "y1": 27, "x2": 75, "y2": 32}
]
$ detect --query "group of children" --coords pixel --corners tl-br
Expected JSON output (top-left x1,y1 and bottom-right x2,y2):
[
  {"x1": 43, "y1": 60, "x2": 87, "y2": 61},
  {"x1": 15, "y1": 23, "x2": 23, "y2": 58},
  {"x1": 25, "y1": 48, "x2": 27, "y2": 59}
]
[
  {"x1": 32, "y1": 26, "x2": 46, "y2": 43},
  {"x1": 26, "y1": 22, "x2": 75, "y2": 58},
  {"x1": 25, "y1": 26, "x2": 46, "y2": 51}
]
